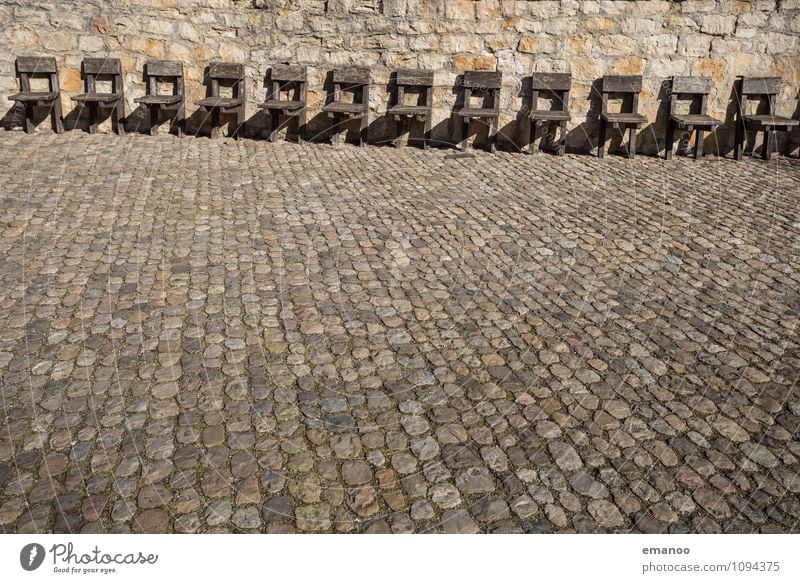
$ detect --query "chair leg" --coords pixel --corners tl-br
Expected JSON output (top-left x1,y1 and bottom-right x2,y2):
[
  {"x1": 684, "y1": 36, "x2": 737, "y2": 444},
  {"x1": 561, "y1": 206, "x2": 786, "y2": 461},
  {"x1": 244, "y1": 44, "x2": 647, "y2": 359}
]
[
  {"x1": 598, "y1": 119, "x2": 606, "y2": 158},
  {"x1": 762, "y1": 129, "x2": 773, "y2": 160},
  {"x1": 665, "y1": 120, "x2": 675, "y2": 160},
  {"x1": 298, "y1": 110, "x2": 306, "y2": 144},
  {"x1": 393, "y1": 116, "x2": 404, "y2": 148},
  {"x1": 531, "y1": 120, "x2": 540, "y2": 154},
  {"x1": 234, "y1": 104, "x2": 245, "y2": 139},
  {"x1": 694, "y1": 128, "x2": 704, "y2": 160},
  {"x1": 173, "y1": 103, "x2": 185, "y2": 138},
  {"x1": 270, "y1": 111, "x2": 280, "y2": 142},
  {"x1": 23, "y1": 104, "x2": 34, "y2": 134},
  {"x1": 490, "y1": 116, "x2": 498, "y2": 154},
  {"x1": 88, "y1": 104, "x2": 98, "y2": 134},
  {"x1": 210, "y1": 108, "x2": 220, "y2": 139},
  {"x1": 460, "y1": 118, "x2": 469, "y2": 152},
  {"x1": 53, "y1": 96, "x2": 64, "y2": 134},
  {"x1": 558, "y1": 121, "x2": 567, "y2": 156},
  {"x1": 734, "y1": 119, "x2": 743, "y2": 161},
  {"x1": 115, "y1": 99, "x2": 126, "y2": 136},
  {"x1": 628, "y1": 126, "x2": 637, "y2": 159},
  {"x1": 149, "y1": 106, "x2": 159, "y2": 136},
  {"x1": 359, "y1": 113, "x2": 368, "y2": 147},
  {"x1": 424, "y1": 114, "x2": 431, "y2": 150}
]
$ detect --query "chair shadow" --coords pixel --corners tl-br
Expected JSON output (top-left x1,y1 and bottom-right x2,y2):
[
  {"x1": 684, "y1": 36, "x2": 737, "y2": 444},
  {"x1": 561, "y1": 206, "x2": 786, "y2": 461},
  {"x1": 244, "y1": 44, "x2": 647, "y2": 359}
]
[
  {"x1": 1, "y1": 102, "x2": 26, "y2": 130},
  {"x1": 564, "y1": 78, "x2": 606, "y2": 156}
]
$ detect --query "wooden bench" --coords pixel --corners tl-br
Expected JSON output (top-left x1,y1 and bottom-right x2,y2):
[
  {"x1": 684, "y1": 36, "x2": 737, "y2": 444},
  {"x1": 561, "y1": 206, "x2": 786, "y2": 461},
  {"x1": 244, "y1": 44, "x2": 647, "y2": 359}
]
[
  {"x1": 322, "y1": 68, "x2": 370, "y2": 147},
  {"x1": 665, "y1": 76, "x2": 722, "y2": 160},
  {"x1": 9, "y1": 56, "x2": 63, "y2": 134},
  {"x1": 457, "y1": 71, "x2": 502, "y2": 153},
  {"x1": 735, "y1": 76, "x2": 799, "y2": 161},
  {"x1": 73, "y1": 58, "x2": 125, "y2": 135},
  {"x1": 196, "y1": 62, "x2": 246, "y2": 139},
  {"x1": 387, "y1": 69, "x2": 434, "y2": 149},
  {"x1": 527, "y1": 72, "x2": 571, "y2": 156},
  {"x1": 258, "y1": 65, "x2": 307, "y2": 143},
  {"x1": 134, "y1": 60, "x2": 185, "y2": 137},
  {"x1": 598, "y1": 75, "x2": 647, "y2": 159}
]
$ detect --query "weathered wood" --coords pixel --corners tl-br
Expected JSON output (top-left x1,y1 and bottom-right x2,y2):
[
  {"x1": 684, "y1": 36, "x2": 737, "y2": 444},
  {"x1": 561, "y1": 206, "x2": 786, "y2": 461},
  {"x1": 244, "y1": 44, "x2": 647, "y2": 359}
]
[
  {"x1": 146, "y1": 60, "x2": 183, "y2": 77},
  {"x1": 260, "y1": 65, "x2": 307, "y2": 143},
  {"x1": 271, "y1": 65, "x2": 306, "y2": 82},
  {"x1": 735, "y1": 76, "x2": 792, "y2": 160},
  {"x1": 390, "y1": 70, "x2": 434, "y2": 148},
  {"x1": 395, "y1": 69, "x2": 434, "y2": 87},
  {"x1": 136, "y1": 61, "x2": 185, "y2": 136},
  {"x1": 601, "y1": 112, "x2": 647, "y2": 125},
  {"x1": 16, "y1": 56, "x2": 57, "y2": 73},
  {"x1": 83, "y1": 58, "x2": 122, "y2": 75},
  {"x1": 333, "y1": 67, "x2": 370, "y2": 85},
  {"x1": 208, "y1": 62, "x2": 245, "y2": 80},
  {"x1": 462, "y1": 71, "x2": 502, "y2": 89},
  {"x1": 671, "y1": 76, "x2": 711, "y2": 94},
  {"x1": 602, "y1": 75, "x2": 642, "y2": 93},
  {"x1": 598, "y1": 75, "x2": 644, "y2": 158},
  {"x1": 741, "y1": 76, "x2": 781, "y2": 95},
  {"x1": 531, "y1": 72, "x2": 571, "y2": 92}
]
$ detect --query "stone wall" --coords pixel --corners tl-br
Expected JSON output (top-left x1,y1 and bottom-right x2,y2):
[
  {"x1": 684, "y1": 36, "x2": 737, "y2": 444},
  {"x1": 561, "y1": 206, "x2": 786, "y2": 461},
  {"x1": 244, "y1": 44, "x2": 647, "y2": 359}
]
[{"x1": 1, "y1": 0, "x2": 798, "y2": 153}]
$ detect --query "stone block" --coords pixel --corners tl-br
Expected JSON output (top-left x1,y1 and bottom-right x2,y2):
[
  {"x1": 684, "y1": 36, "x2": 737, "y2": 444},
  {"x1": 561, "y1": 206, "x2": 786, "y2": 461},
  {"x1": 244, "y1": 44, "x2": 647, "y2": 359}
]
[
  {"x1": 698, "y1": 15, "x2": 737, "y2": 36},
  {"x1": 597, "y1": 35, "x2": 637, "y2": 56},
  {"x1": 678, "y1": 34, "x2": 712, "y2": 57}
]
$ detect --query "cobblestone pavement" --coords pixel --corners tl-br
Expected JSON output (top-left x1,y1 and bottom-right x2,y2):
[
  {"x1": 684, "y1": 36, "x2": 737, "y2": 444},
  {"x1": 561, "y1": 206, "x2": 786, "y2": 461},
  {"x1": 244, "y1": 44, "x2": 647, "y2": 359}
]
[{"x1": 0, "y1": 131, "x2": 798, "y2": 534}]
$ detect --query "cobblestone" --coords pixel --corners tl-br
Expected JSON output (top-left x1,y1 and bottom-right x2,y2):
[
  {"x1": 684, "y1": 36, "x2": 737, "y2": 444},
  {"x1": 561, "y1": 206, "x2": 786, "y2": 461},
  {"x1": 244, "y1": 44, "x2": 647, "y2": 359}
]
[{"x1": 0, "y1": 132, "x2": 798, "y2": 533}]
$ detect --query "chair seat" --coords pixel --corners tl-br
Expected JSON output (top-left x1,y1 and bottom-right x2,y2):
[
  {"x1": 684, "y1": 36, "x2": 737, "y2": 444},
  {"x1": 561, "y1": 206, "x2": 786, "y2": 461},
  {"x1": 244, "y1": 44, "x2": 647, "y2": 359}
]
[
  {"x1": 258, "y1": 99, "x2": 306, "y2": 112},
  {"x1": 196, "y1": 97, "x2": 242, "y2": 109},
  {"x1": 743, "y1": 114, "x2": 799, "y2": 128},
  {"x1": 601, "y1": 112, "x2": 647, "y2": 125},
  {"x1": 459, "y1": 107, "x2": 499, "y2": 119},
  {"x1": 73, "y1": 93, "x2": 122, "y2": 104},
  {"x1": 323, "y1": 102, "x2": 366, "y2": 115},
  {"x1": 9, "y1": 91, "x2": 58, "y2": 103},
  {"x1": 671, "y1": 113, "x2": 722, "y2": 127},
  {"x1": 135, "y1": 95, "x2": 182, "y2": 106},
  {"x1": 530, "y1": 110, "x2": 571, "y2": 121},
  {"x1": 388, "y1": 105, "x2": 430, "y2": 116}
]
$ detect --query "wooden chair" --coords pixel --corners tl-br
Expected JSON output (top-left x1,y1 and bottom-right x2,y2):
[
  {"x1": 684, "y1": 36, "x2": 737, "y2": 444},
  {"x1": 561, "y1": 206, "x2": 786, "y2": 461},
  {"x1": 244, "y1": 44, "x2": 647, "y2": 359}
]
[
  {"x1": 387, "y1": 69, "x2": 434, "y2": 149},
  {"x1": 735, "y1": 76, "x2": 799, "y2": 161},
  {"x1": 134, "y1": 60, "x2": 185, "y2": 137},
  {"x1": 258, "y1": 65, "x2": 307, "y2": 143},
  {"x1": 322, "y1": 68, "x2": 370, "y2": 147},
  {"x1": 665, "y1": 76, "x2": 722, "y2": 160},
  {"x1": 527, "y1": 72, "x2": 571, "y2": 156},
  {"x1": 73, "y1": 58, "x2": 125, "y2": 135},
  {"x1": 457, "y1": 71, "x2": 502, "y2": 153},
  {"x1": 597, "y1": 75, "x2": 647, "y2": 158},
  {"x1": 9, "y1": 56, "x2": 64, "y2": 134},
  {"x1": 196, "y1": 62, "x2": 246, "y2": 139}
]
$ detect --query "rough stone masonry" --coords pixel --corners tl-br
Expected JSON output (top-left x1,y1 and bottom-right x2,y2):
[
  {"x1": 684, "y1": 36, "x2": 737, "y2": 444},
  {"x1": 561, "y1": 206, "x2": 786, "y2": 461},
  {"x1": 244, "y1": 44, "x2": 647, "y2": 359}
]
[{"x1": 0, "y1": 0, "x2": 799, "y2": 153}]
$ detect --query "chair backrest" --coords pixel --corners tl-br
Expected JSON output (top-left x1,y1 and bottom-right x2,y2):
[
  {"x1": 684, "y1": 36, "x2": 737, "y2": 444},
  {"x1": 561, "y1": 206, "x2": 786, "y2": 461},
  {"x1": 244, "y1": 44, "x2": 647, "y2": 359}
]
[
  {"x1": 530, "y1": 72, "x2": 571, "y2": 113},
  {"x1": 331, "y1": 68, "x2": 370, "y2": 107},
  {"x1": 268, "y1": 65, "x2": 307, "y2": 102},
  {"x1": 83, "y1": 58, "x2": 123, "y2": 94},
  {"x1": 145, "y1": 60, "x2": 184, "y2": 98},
  {"x1": 207, "y1": 62, "x2": 245, "y2": 99},
  {"x1": 670, "y1": 76, "x2": 711, "y2": 116},
  {"x1": 737, "y1": 76, "x2": 780, "y2": 116},
  {"x1": 394, "y1": 69, "x2": 434, "y2": 108},
  {"x1": 462, "y1": 71, "x2": 502, "y2": 110},
  {"x1": 16, "y1": 56, "x2": 59, "y2": 93},
  {"x1": 601, "y1": 75, "x2": 642, "y2": 114}
]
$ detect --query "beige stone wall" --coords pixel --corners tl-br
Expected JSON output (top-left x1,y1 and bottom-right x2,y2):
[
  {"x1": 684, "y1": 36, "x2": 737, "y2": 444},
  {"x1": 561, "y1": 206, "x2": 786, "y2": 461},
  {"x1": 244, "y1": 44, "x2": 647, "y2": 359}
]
[{"x1": 1, "y1": 0, "x2": 798, "y2": 153}]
